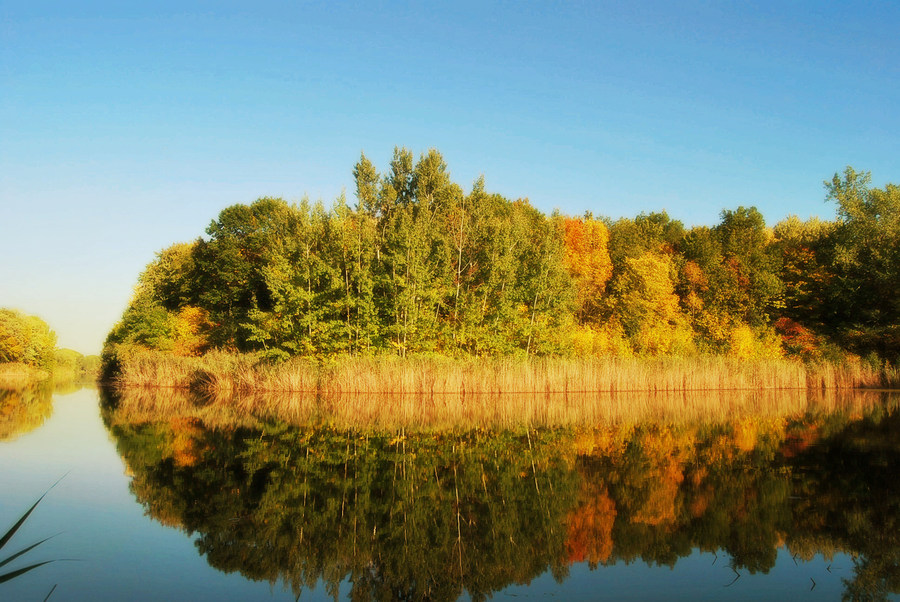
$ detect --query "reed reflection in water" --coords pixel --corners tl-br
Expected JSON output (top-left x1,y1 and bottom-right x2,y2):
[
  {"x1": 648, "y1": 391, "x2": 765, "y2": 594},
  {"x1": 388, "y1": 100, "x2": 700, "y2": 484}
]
[
  {"x1": 103, "y1": 385, "x2": 890, "y2": 431},
  {"x1": 100, "y1": 387, "x2": 900, "y2": 600}
]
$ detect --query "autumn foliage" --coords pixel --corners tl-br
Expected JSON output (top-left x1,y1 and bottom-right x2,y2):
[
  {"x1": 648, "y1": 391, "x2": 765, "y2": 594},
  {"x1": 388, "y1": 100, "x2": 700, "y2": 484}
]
[
  {"x1": 562, "y1": 217, "x2": 613, "y2": 323},
  {"x1": 104, "y1": 156, "x2": 900, "y2": 375}
]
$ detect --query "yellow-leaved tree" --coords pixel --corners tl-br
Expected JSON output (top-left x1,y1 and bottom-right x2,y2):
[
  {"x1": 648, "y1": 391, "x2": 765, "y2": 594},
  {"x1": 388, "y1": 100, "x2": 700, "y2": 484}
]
[{"x1": 609, "y1": 251, "x2": 695, "y2": 355}]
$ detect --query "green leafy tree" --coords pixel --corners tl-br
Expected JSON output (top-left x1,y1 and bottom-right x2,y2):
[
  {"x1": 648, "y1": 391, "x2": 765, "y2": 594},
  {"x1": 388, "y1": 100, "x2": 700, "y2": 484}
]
[
  {"x1": 105, "y1": 295, "x2": 176, "y2": 352},
  {"x1": 106, "y1": 241, "x2": 208, "y2": 354},
  {"x1": 823, "y1": 167, "x2": 900, "y2": 357},
  {"x1": 464, "y1": 192, "x2": 531, "y2": 354},
  {"x1": 713, "y1": 206, "x2": 783, "y2": 327},
  {"x1": 190, "y1": 197, "x2": 299, "y2": 350},
  {"x1": 607, "y1": 212, "x2": 684, "y2": 268},
  {"x1": 772, "y1": 216, "x2": 834, "y2": 328},
  {"x1": 678, "y1": 208, "x2": 783, "y2": 352},
  {"x1": 352, "y1": 152, "x2": 380, "y2": 218}
]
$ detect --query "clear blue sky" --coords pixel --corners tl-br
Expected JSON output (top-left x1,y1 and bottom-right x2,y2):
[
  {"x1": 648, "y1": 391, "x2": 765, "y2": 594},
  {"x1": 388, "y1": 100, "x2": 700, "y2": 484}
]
[{"x1": 1, "y1": 1, "x2": 898, "y2": 354}]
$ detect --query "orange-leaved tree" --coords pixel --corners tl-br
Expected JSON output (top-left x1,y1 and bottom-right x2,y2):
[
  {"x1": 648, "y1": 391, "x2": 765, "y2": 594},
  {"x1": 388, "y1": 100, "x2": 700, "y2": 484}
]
[{"x1": 562, "y1": 216, "x2": 613, "y2": 324}]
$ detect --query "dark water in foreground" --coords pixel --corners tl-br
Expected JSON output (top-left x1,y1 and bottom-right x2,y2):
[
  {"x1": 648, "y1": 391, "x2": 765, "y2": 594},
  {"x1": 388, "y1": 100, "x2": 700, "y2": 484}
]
[{"x1": 2, "y1": 385, "x2": 900, "y2": 600}]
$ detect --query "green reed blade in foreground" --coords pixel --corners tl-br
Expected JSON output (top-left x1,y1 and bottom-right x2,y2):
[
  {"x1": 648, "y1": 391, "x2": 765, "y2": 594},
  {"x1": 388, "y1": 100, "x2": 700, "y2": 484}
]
[
  {"x1": 0, "y1": 474, "x2": 66, "y2": 585},
  {"x1": 0, "y1": 560, "x2": 55, "y2": 584},
  {"x1": 0, "y1": 536, "x2": 56, "y2": 570},
  {"x1": 0, "y1": 495, "x2": 47, "y2": 552},
  {"x1": 43, "y1": 583, "x2": 58, "y2": 601}
]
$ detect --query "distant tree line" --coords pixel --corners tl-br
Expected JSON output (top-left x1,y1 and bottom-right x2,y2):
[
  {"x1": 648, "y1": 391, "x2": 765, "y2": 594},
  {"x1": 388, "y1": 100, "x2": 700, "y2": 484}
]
[
  {"x1": 105, "y1": 150, "x2": 900, "y2": 362},
  {"x1": 0, "y1": 308, "x2": 99, "y2": 378},
  {"x1": 0, "y1": 308, "x2": 57, "y2": 371}
]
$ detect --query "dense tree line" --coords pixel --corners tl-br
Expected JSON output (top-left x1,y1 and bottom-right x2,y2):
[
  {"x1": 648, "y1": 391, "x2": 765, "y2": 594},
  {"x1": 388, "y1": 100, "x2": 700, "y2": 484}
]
[{"x1": 105, "y1": 153, "x2": 900, "y2": 362}]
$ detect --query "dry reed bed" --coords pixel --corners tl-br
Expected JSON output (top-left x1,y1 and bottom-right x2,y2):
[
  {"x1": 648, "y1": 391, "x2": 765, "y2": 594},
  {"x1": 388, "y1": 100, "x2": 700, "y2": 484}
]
[
  {"x1": 110, "y1": 350, "x2": 896, "y2": 394},
  {"x1": 0, "y1": 362, "x2": 51, "y2": 388}
]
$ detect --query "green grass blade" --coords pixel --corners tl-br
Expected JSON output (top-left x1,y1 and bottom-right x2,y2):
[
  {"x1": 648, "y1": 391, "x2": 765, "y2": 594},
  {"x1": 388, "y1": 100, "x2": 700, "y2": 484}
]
[
  {"x1": 0, "y1": 535, "x2": 56, "y2": 569},
  {"x1": 0, "y1": 560, "x2": 54, "y2": 584},
  {"x1": 0, "y1": 472, "x2": 67, "y2": 551},
  {"x1": 0, "y1": 496, "x2": 46, "y2": 552},
  {"x1": 43, "y1": 583, "x2": 58, "y2": 601}
]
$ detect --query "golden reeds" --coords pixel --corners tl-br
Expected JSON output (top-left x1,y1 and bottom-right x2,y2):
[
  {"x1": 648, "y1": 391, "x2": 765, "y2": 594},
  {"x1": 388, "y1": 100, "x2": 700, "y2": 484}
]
[
  {"x1": 103, "y1": 347, "x2": 900, "y2": 430},
  {"x1": 0, "y1": 362, "x2": 51, "y2": 388},
  {"x1": 106, "y1": 349, "x2": 897, "y2": 394}
]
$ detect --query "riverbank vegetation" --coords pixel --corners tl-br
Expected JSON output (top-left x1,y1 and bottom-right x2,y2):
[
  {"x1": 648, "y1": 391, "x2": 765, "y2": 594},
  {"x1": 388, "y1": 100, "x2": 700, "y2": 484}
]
[
  {"x1": 108, "y1": 348, "x2": 897, "y2": 396},
  {"x1": 103, "y1": 150, "x2": 900, "y2": 391},
  {"x1": 0, "y1": 308, "x2": 99, "y2": 387},
  {"x1": 0, "y1": 309, "x2": 57, "y2": 382}
]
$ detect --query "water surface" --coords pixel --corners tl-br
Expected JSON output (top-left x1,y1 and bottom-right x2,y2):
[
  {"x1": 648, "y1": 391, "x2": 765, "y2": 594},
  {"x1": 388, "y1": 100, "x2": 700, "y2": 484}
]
[{"x1": 2, "y1": 385, "x2": 899, "y2": 600}]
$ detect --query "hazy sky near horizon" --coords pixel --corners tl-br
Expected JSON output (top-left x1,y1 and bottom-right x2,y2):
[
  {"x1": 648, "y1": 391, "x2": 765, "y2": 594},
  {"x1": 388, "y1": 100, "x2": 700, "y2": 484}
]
[{"x1": 2, "y1": 1, "x2": 898, "y2": 355}]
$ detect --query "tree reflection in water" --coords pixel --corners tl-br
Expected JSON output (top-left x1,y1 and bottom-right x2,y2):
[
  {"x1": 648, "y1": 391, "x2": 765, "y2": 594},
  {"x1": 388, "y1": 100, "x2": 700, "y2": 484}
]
[
  {"x1": 100, "y1": 389, "x2": 900, "y2": 600},
  {"x1": 1, "y1": 383, "x2": 55, "y2": 441},
  {"x1": 1, "y1": 378, "x2": 97, "y2": 442}
]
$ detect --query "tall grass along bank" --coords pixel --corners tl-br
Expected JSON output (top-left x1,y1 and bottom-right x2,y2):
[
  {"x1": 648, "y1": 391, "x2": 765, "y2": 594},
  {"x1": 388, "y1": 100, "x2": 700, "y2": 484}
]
[
  {"x1": 0, "y1": 363, "x2": 50, "y2": 387},
  {"x1": 103, "y1": 347, "x2": 898, "y2": 394}
]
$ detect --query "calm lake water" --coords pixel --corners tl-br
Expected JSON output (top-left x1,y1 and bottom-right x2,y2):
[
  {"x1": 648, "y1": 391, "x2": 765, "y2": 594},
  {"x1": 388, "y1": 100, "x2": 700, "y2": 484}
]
[{"x1": 2, "y1": 384, "x2": 899, "y2": 601}]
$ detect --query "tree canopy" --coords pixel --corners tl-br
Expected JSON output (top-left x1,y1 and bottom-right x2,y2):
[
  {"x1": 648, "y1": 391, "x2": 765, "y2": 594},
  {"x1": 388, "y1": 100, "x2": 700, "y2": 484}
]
[{"x1": 104, "y1": 154, "x2": 900, "y2": 363}]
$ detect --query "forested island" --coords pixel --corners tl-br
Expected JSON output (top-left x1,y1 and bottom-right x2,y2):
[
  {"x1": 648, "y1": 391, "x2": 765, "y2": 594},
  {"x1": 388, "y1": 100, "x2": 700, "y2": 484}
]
[{"x1": 102, "y1": 149, "x2": 899, "y2": 392}]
